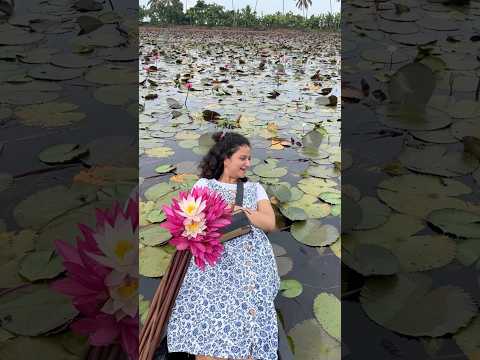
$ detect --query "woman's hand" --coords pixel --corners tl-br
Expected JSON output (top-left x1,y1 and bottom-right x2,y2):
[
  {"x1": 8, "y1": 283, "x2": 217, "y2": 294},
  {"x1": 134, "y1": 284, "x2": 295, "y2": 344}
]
[{"x1": 233, "y1": 201, "x2": 276, "y2": 232}]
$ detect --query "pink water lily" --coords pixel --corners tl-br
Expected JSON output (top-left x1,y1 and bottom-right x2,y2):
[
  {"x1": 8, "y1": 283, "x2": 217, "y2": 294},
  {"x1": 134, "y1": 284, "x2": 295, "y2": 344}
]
[
  {"x1": 51, "y1": 196, "x2": 139, "y2": 360},
  {"x1": 161, "y1": 186, "x2": 232, "y2": 270}
]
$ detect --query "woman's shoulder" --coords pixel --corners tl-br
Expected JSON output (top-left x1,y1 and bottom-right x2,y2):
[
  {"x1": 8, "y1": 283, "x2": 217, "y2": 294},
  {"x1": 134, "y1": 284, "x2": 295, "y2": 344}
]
[{"x1": 192, "y1": 178, "x2": 210, "y2": 188}]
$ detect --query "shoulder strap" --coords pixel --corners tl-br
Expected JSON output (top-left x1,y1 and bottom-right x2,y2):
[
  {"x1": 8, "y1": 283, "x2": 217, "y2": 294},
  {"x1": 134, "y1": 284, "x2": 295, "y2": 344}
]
[{"x1": 235, "y1": 181, "x2": 244, "y2": 206}]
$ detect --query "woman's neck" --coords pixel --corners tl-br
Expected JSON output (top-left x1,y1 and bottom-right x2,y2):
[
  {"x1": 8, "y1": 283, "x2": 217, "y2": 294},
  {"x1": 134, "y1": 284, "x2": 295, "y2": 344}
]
[{"x1": 218, "y1": 174, "x2": 238, "y2": 184}]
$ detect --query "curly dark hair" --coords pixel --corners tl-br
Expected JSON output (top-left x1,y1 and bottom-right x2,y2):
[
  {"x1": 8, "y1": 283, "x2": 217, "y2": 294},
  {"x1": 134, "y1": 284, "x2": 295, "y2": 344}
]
[{"x1": 198, "y1": 131, "x2": 250, "y2": 182}]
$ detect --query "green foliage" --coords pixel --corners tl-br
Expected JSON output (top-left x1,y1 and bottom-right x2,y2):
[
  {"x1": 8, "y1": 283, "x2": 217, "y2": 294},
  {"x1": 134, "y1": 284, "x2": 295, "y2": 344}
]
[
  {"x1": 143, "y1": 0, "x2": 340, "y2": 30},
  {"x1": 148, "y1": 0, "x2": 187, "y2": 25}
]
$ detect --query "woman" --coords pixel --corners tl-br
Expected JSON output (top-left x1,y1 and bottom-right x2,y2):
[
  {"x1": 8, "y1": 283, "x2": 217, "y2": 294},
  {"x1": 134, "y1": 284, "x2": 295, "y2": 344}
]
[{"x1": 167, "y1": 131, "x2": 281, "y2": 360}]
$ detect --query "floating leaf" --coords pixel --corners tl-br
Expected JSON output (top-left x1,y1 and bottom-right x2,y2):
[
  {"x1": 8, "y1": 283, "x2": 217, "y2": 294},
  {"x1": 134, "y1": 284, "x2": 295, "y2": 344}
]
[
  {"x1": 360, "y1": 273, "x2": 476, "y2": 336},
  {"x1": 288, "y1": 319, "x2": 340, "y2": 360},
  {"x1": 280, "y1": 279, "x2": 303, "y2": 298},
  {"x1": 155, "y1": 164, "x2": 176, "y2": 174},
  {"x1": 427, "y1": 208, "x2": 480, "y2": 238},
  {"x1": 0, "y1": 285, "x2": 78, "y2": 336},
  {"x1": 454, "y1": 315, "x2": 480, "y2": 359},
  {"x1": 38, "y1": 144, "x2": 88, "y2": 164},
  {"x1": 15, "y1": 102, "x2": 85, "y2": 128},
  {"x1": 139, "y1": 246, "x2": 173, "y2": 278},
  {"x1": 314, "y1": 293, "x2": 340, "y2": 340},
  {"x1": 28, "y1": 65, "x2": 83, "y2": 81},
  {"x1": 14, "y1": 186, "x2": 88, "y2": 229},
  {"x1": 19, "y1": 250, "x2": 64, "y2": 281},
  {"x1": 456, "y1": 238, "x2": 480, "y2": 267},
  {"x1": 144, "y1": 182, "x2": 178, "y2": 202},
  {"x1": 291, "y1": 220, "x2": 339, "y2": 247},
  {"x1": 140, "y1": 224, "x2": 171, "y2": 246},
  {"x1": 144, "y1": 147, "x2": 175, "y2": 158}
]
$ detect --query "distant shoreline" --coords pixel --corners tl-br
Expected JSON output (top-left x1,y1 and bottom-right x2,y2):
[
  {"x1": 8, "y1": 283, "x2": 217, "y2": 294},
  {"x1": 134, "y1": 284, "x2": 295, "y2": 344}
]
[{"x1": 139, "y1": 25, "x2": 340, "y2": 34}]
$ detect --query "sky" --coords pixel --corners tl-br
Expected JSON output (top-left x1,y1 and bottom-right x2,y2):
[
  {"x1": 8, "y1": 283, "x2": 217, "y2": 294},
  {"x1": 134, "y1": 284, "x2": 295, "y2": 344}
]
[{"x1": 139, "y1": 0, "x2": 340, "y2": 15}]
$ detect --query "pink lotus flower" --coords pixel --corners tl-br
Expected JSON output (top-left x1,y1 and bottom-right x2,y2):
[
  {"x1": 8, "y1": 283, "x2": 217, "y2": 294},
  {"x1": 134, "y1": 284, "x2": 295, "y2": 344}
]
[
  {"x1": 51, "y1": 196, "x2": 139, "y2": 360},
  {"x1": 161, "y1": 186, "x2": 232, "y2": 270},
  {"x1": 185, "y1": 82, "x2": 193, "y2": 90}
]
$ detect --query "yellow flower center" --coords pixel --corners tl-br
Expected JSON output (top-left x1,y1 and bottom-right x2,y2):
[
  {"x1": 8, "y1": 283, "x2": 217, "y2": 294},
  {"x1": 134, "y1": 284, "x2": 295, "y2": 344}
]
[
  {"x1": 185, "y1": 221, "x2": 200, "y2": 233},
  {"x1": 185, "y1": 203, "x2": 196, "y2": 216},
  {"x1": 117, "y1": 278, "x2": 138, "y2": 298},
  {"x1": 114, "y1": 240, "x2": 134, "y2": 260}
]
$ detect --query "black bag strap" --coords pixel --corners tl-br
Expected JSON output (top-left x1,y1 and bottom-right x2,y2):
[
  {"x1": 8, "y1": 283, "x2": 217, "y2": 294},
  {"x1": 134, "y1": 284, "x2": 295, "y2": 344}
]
[{"x1": 235, "y1": 181, "x2": 244, "y2": 206}]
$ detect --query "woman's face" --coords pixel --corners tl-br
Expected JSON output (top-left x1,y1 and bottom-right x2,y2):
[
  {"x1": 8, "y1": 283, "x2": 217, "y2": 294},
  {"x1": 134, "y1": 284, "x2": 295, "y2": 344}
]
[{"x1": 224, "y1": 145, "x2": 251, "y2": 178}]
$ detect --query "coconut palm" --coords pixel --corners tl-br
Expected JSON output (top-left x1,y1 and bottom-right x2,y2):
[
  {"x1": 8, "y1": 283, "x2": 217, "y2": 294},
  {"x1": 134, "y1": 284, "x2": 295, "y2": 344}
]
[{"x1": 295, "y1": 0, "x2": 312, "y2": 19}]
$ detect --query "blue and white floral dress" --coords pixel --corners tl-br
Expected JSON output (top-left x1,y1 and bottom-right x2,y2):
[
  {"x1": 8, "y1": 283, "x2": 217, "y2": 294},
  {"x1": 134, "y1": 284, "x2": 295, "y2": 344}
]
[{"x1": 167, "y1": 178, "x2": 281, "y2": 360}]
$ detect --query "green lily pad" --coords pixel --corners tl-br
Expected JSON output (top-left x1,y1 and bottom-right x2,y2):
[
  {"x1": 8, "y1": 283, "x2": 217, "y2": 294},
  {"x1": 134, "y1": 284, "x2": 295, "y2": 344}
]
[
  {"x1": 392, "y1": 235, "x2": 456, "y2": 272},
  {"x1": 15, "y1": 102, "x2": 86, "y2": 128},
  {"x1": 144, "y1": 147, "x2": 175, "y2": 158},
  {"x1": 178, "y1": 139, "x2": 198, "y2": 149},
  {"x1": 270, "y1": 184, "x2": 291, "y2": 203},
  {"x1": 297, "y1": 178, "x2": 337, "y2": 196},
  {"x1": 28, "y1": 65, "x2": 83, "y2": 81},
  {"x1": 14, "y1": 185, "x2": 88, "y2": 230},
  {"x1": 427, "y1": 208, "x2": 480, "y2": 238},
  {"x1": 18, "y1": 250, "x2": 64, "y2": 281},
  {"x1": 139, "y1": 295, "x2": 150, "y2": 325},
  {"x1": 453, "y1": 315, "x2": 480, "y2": 360},
  {"x1": 253, "y1": 164, "x2": 288, "y2": 178},
  {"x1": 139, "y1": 246, "x2": 173, "y2": 277},
  {"x1": 288, "y1": 319, "x2": 340, "y2": 360},
  {"x1": 0, "y1": 285, "x2": 78, "y2": 336},
  {"x1": 279, "y1": 206, "x2": 308, "y2": 221},
  {"x1": 0, "y1": 336, "x2": 79, "y2": 360},
  {"x1": 291, "y1": 220, "x2": 339, "y2": 247},
  {"x1": 85, "y1": 65, "x2": 136, "y2": 85},
  {"x1": 456, "y1": 238, "x2": 480, "y2": 266},
  {"x1": 280, "y1": 279, "x2": 303, "y2": 298},
  {"x1": 314, "y1": 293, "x2": 340, "y2": 341},
  {"x1": 155, "y1": 164, "x2": 176, "y2": 174},
  {"x1": 38, "y1": 144, "x2": 88, "y2": 164},
  {"x1": 306, "y1": 166, "x2": 339, "y2": 178},
  {"x1": 342, "y1": 242, "x2": 400, "y2": 276},
  {"x1": 94, "y1": 85, "x2": 137, "y2": 106},
  {"x1": 144, "y1": 182, "x2": 178, "y2": 202},
  {"x1": 360, "y1": 273, "x2": 476, "y2": 336},
  {"x1": 354, "y1": 196, "x2": 391, "y2": 230},
  {"x1": 319, "y1": 191, "x2": 341, "y2": 205},
  {"x1": 140, "y1": 224, "x2": 171, "y2": 246}
]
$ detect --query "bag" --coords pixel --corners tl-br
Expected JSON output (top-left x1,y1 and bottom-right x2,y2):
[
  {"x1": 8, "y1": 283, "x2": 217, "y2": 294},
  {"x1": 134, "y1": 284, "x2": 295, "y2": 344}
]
[{"x1": 220, "y1": 181, "x2": 253, "y2": 242}]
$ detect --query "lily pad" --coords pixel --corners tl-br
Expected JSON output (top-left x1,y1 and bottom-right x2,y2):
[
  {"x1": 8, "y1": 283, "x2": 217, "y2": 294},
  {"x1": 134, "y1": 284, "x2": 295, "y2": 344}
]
[
  {"x1": 155, "y1": 164, "x2": 176, "y2": 174},
  {"x1": 360, "y1": 273, "x2": 476, "y2": 336},
  {"x1": 15, "y1": 102, "x2": 85, "y2": 128},
  {"x1": 38, "y1": 144, "x2": 88, "y2": 164},
  {"x1": 144, "y1": 147, "x2": 175, "y2": 158},
  {"x1": 140, "y1": 224, "x2": 171, "y2": 246},
  {"x1": 28, "y1": 65, "x2": 83, "y2": 81},
  {"x1": 0, "y1": 285, "x2": 78, "y2": 336},
  {"x1": 291, "y1": 220, "x2": 339, "y2": 247},
  {"x1": 288, "y1": 319, "x2": 340, "y2": 360},
  {"x1": 139, "y1": 246, "x2": 173, "y2": 278},
  {"x1": 19, "y1": 250, "x2": 64, "y2": 281},
  {"x1": 14, "y1": 185, "x2": 88, "y2": 230},
  {"x1": 313, "y1": 293, "x2": 340, "y2": 341},
  {"x1": 280, "y1": 279, "x2": 303, "y2": 298},
  {"x1": 427, "y1": 208, "x2": 480, "y2": 238},
  {"x1": 144, "y1": 182, "x2": 178, "y2": 202},
  {"x1": 253, "y1": 164, "x2": 287, "y2": 178}
]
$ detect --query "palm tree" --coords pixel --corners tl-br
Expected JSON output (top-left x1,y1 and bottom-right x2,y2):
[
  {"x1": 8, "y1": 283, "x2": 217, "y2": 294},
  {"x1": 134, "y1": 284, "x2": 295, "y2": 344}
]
[{"x1": 295, "y1": 0, "x2": 312, "y2": 19}]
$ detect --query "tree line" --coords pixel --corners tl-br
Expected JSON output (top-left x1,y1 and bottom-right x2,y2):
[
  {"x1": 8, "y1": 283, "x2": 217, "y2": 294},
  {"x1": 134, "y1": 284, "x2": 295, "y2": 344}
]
[{"x1": 140, "y1": 0, "x2": 340, "y2": 31}]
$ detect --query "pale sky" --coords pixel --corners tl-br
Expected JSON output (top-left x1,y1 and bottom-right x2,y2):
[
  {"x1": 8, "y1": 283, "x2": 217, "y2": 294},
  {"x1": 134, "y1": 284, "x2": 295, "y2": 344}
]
[{"x1": 139, "y1": 0, "x2": 340, "y2": 15}]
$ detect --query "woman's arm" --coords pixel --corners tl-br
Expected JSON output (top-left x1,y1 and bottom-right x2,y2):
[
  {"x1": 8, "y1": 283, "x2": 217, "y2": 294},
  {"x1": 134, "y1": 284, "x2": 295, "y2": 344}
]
[{"x1": 234, "y1": 199, "x2": 276, "y2": 232}]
